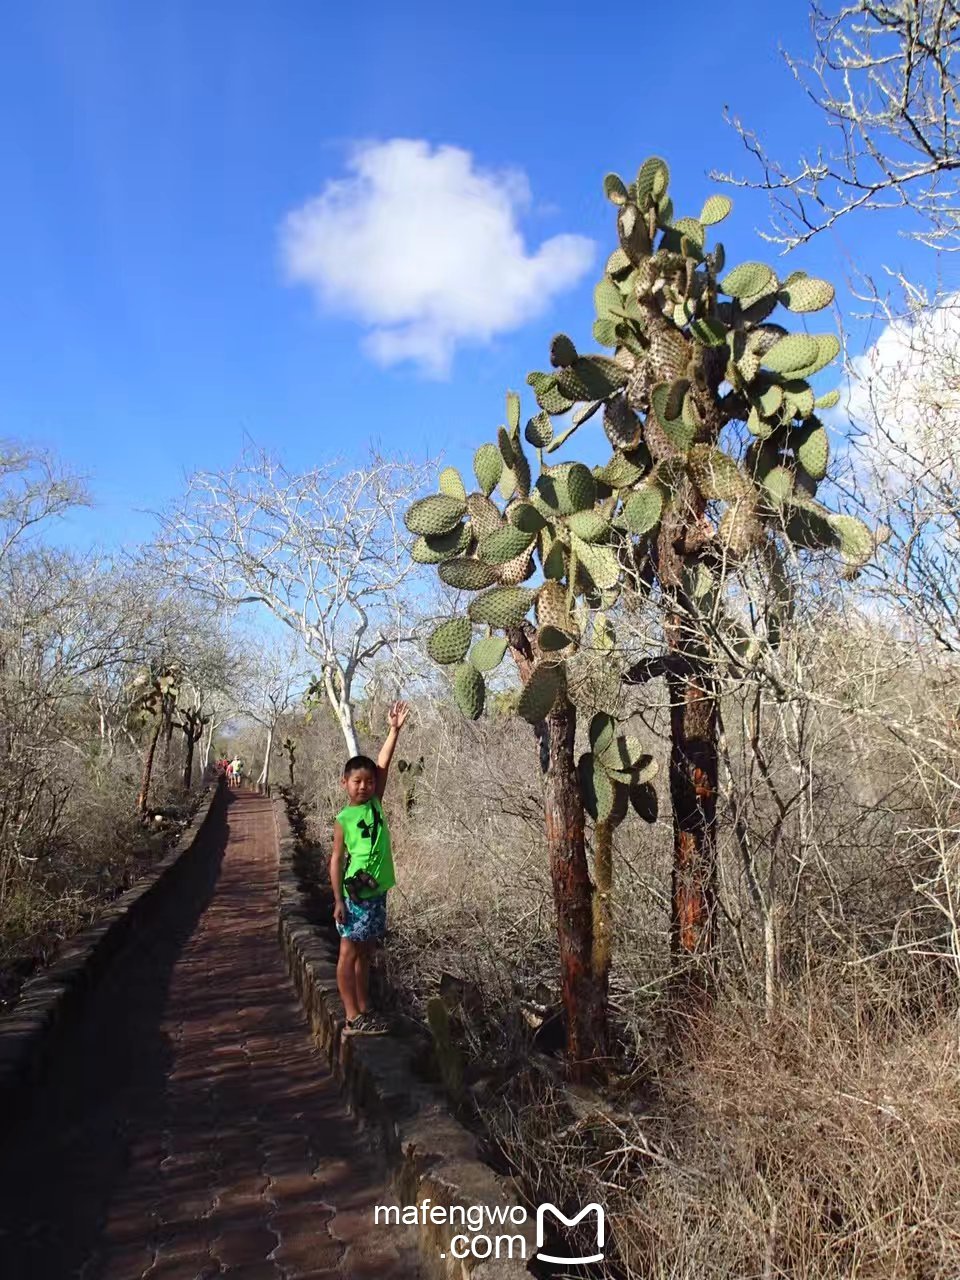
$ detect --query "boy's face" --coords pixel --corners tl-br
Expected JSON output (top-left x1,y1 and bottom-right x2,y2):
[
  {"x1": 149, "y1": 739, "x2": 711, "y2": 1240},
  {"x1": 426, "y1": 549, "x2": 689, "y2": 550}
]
[{"x1": 343, "y1": 766, "x2": 377, "y2": 805}]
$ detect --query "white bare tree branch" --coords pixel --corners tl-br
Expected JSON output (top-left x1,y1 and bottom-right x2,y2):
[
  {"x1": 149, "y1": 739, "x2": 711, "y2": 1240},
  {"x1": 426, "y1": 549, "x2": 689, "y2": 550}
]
[
  {"x1": 716, "y1": 1, "x2": 960, "y2": 250},
  {"x1": 156, "y1": 446, "x2": 434, "y2": 755}
]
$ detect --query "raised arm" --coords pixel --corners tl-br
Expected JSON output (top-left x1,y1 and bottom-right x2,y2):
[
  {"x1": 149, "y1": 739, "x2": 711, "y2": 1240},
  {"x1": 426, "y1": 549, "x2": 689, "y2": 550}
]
[{"x1": 376, "y1": 700, "x2": 409, "y2": 799}]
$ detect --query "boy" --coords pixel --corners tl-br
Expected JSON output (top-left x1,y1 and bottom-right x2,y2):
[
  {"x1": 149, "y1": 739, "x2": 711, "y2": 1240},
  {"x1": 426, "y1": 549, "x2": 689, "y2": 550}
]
[{"x1": 331, "y1": 700, "x2": 408, "y2": 1035}]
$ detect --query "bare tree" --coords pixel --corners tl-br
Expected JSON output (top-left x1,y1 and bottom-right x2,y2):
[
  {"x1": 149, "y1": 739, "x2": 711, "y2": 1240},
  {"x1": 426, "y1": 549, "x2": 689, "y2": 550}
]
[
  {"x1": 237, "y1": 634, "x2": 309, "y2": 789},
  {"x1": 719, "y1": 1, "x2": 960, "y2": 250},
  {"x1": 0, "y1": 442, "x2": 87, "y2": 562},
  {"x1": 158, "y1": 447, "x2": 433, "y2": 756}
]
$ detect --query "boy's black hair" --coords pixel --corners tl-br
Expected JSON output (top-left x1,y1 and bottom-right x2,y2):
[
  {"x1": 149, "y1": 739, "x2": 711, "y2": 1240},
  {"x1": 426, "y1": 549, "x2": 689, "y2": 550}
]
[{"x1": 343, "y1": 754, "x2": 378, "y2": 778}]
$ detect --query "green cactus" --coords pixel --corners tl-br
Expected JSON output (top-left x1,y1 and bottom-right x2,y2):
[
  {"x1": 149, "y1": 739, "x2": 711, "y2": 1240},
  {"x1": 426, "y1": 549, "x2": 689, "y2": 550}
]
[
  {"x1": 566, "y1": 510, "x2": 612, "y2": 543},
  {"x1": 688, "y1": 445, "x2": 751, "y2": 501},
  {"x1": 405, "y1": 494, "x2": 467, "y2": 537},
  {"x1": 722, "y1": 262, "x2": 777, "y2": 299},
  {"x1": 469, "y1": 635, "x2": 509, "y2": 672},
  {"x1": 517, "y1": 662, "x2": 564, "y2": 724},
  {"x1": 473, "y1": 444, "x2": 503, "y2": 496},
  {"x1": 410, "y1": 523, "x2": 470, "y2": 564},
  {"x1": 794, "y1": 422, "x2": 830, "y2": 480},
  {"x1": 427, "y1": 618, "x2": 472, "y2": 665},
  {"x1": 439, "y1": 467, "x2": 467, "y2": 501},
  {"x1": 700, "y1": 194, "x2": 732, "y2": 225},
  {"x1": 527, "y1": 370, "x2": 577, "y2": 415},
  {"x1": 525, "y1": 411, "x2": 553, "y2": 448},
  {"x1": 467, "y1": 585, "x2": 536, "y2": 628},
  {"x1": 779, "y1": 276, "x2": 835, "y2": 313},
  {"x1": 550, "y1": 334, "x2": 578, "y2": 367},
  {"x1": 453, "y1": 663, "x2": 485, "y2": 720},
  {"x1": 537, "y1": 462, "x2": 596, "y2": 515},
  {"x1": 438, "y1": 557, "x2": 500, "y2": 591},
  {"x1": 404, "y1": 155, "x2": 875, "y2": 1062},
  {"x1": 478, "y1": 525, "x2": 536, "y2": 565}
]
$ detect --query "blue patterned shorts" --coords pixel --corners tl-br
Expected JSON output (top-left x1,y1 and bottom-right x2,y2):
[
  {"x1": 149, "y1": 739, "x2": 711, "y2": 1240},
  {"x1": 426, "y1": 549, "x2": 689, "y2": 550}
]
[{"x1": 336, "y1": 892, "x2": 387, "y2": 943}]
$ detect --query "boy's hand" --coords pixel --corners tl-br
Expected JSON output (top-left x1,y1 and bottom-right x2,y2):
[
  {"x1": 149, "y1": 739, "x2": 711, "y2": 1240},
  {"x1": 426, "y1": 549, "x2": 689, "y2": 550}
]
[
  {"x1": 387, "y1": 700, "x2": 409, "y2": 731},
  {"x1": 334, "y1": 899, "x2": 347, "y2": 926}
]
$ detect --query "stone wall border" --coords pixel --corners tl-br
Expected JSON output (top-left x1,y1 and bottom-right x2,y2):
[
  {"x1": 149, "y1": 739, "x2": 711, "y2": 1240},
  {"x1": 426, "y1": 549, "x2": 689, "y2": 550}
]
[
  {"x1": 273, "y1": 796, "x2": 538, "y2": 1279},
  {"x1": 0, "y1": 778, "x2": 226, "y2": 1113}
]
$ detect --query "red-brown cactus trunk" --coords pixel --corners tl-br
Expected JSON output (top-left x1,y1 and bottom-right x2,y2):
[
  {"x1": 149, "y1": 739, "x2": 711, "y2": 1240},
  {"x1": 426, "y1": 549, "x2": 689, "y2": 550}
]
[
  {"x1": 666, "y1": 664, "x2": 718, "y2": 957},
  {"x1": 542, "y1": 702, "x2": 607, "y2": 1080},
  {"x1": 657, "y1": 481, "x2": 719, "y2": 965},
  {"x1": 137, "y1": 719, "x2": 163, "y2": 819}
]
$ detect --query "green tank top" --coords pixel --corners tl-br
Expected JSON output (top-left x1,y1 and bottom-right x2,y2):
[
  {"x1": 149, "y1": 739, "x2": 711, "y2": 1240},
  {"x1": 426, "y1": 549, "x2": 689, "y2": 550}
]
[{"x1": 336, "y1": 796, "x2": 395, "y2": 899}]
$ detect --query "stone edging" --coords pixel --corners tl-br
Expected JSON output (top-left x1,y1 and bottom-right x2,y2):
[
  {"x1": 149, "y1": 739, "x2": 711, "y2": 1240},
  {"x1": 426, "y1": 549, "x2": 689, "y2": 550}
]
[
  {"x1": 0, "y1": 779, "x2": 226, "y2": 1112},
  {"x1": 273, "y1": 797, "x2": 538, "y2": 1279}
]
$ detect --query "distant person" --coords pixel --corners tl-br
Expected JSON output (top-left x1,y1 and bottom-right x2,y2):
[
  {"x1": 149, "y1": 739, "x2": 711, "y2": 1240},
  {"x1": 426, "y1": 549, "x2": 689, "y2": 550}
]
[
  {"x1": 331, "y1": 700, "x2": 408, "y2": 1036},
  {"x1": 225, "y1": 759, "x2": 234, "y2": 786},
  {"x1": 231, "y1": 757, "x2": 243, "y2": 788}
]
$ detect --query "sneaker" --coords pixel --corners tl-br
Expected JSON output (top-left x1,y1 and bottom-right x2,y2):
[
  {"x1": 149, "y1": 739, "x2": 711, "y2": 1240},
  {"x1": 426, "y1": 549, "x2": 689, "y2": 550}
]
[{"x1": 348, "y1": 1012, "x2": 389, "y2": 1035}]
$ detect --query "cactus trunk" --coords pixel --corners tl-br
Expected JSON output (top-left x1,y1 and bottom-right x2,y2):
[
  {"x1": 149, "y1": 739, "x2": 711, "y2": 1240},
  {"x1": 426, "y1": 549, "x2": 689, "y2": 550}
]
[
  {"x1": 591, "y1": 819, "x2": 613, "y2": 1000},
  {"x1": 137, "y1": 718, "x2": 162, "y2": 819},
  {"x1": 541, "y1": 700, "x2": 607, "y2": 1080},
  {"x1": 181, "y1": 729, "x2": 195, "y2": 792},
  {"x1": 657, "y1": 492, "x2": 719, "y2": 967},
  {"x1": 666, "y1": 663, "x2": 718, "y2": 960}
]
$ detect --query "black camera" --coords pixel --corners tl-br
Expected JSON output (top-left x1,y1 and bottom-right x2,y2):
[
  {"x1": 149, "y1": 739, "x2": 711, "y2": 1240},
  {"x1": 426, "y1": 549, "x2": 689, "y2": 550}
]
[{"x1": 343, "y1": 869, "x2": 380, "y2": 900}]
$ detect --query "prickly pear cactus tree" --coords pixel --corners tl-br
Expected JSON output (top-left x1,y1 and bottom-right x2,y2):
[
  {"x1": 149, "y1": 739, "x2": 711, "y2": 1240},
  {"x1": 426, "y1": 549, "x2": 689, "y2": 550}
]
[{"x1": 407, "y1": 157, "x2": 870, "y2": 1067}]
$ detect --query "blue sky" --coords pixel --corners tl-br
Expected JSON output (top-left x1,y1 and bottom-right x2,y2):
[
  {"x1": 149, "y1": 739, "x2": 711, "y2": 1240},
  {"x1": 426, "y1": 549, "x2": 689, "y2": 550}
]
[{"x1": 0, "y1": 1, "x2": 936, "y2": 549}]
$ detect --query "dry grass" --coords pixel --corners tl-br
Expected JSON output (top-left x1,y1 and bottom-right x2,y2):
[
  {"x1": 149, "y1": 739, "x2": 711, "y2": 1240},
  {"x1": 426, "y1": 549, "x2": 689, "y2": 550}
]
[{"x1": 290, "y1": 664, "x2": 960, "y2": 1280}]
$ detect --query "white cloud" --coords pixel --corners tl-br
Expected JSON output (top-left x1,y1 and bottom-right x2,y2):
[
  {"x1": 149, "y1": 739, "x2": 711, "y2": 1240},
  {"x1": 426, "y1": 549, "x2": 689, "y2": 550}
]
[
  {"x1": 845, "y1": 293, "x2": 960, "y2": 486},
  {"x1": 280, "y1": 139, "x2": 595, "y2": 377}
]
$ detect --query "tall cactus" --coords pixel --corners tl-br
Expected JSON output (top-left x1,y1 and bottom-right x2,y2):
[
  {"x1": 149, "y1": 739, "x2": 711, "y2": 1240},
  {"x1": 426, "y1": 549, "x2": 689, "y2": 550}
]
[{"x1": 407, "y1": 158, "x2": 871, "y2": 1065}]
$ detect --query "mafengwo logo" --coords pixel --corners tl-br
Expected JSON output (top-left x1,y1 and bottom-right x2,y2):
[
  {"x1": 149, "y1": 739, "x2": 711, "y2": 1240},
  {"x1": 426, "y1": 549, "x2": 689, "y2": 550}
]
[{"x1": 536, "y1": 1202, "x2": 605, "y2": 1266}]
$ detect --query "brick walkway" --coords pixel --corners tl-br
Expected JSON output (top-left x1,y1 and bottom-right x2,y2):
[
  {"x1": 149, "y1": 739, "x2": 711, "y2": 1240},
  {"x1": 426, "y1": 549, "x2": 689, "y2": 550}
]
[{"x1": 0, "y1": 791, "x2": 423, "y2": 1279}]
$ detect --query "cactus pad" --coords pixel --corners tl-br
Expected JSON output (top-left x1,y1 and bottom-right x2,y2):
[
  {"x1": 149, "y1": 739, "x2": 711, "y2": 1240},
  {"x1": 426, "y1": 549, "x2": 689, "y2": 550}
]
[
  {"x1": 527, "y1": 371, "x2": 577, "y2": 416},
  {"x1": 468, "y1": 585, "x2": 536, "y2": 628},
  {"x1": 405, "y1": 494, "x2": 467, "y2": 537},
  {"x1": 517, "y1": 663, "x2": 564, "y2": 724},
  {"x1": 779, "y1": 276, "x2": 835, "y2": 313},
  {"x1": 473, "y1": 444, "x2": 503, "y2": 497},
  {"x1": 719, "y1": 500, "x2": 762, "y2": 556},
  {"x1": 550, "y1": 334, "x2": 578, "y2": 368},
  {"x1": 827, "y1": 513, "x2": 873, "y2": 569},
  {"x1": 506, "y1": 391, "x2": 521, "y2": 433},
  {"x1": 571, "y1": 533, "x2": 620, "y2": 590},
  {"x1": 762, "y1": 334, "x2": 820, "y2": 375},
  {"x1": 688, "y1": 445, "x2": 751, "y2": 501},
  {"x1": 410, "y1": 523, "x2": 470, "y2": 564},
  {"x1": 603, "y1": 398, "x2": 642, "y2": 450},
  {"x1": 453, "y1": 663, "x2": 485, "y2": 720},
  {"x1": 438, "y1": 557, "x2": 501, "y2": 591},
  {"x1": 700, "y1": 194, "x2": 732, "y2": 225},
  {"x1": 525, "y1": 411, "x2": 553, "y2": 448},
  {"x1": 794, "y1": 423, "x2": 829, "y2": 480},
  {"x1": 427, "y1": 618, "x2": 472, "y2": 665},
  {"x1": 721, "y1": 262, "x2": 777, "y2": 300},
  {"x1": 579, "y1": 752, "x2": 616, "y2": 823},
  {"x1": 469, "y1": 636, "x2": 508, "y2": 672},
  {"x1": 619, "y1": 483, "x2": 665, "y2": 535},
  {"x1": 439, "y1": 467, "x2": 467, "y2": 502},
  {"x1": 497, "y1": 545, "x2": 535, "y2": 585},
  {"x1": 478, "y1": 525, "x2": 535, "y2": 565},
  {"x1": 566, "y1": 510, "x2": 611, "y2": 543},
  {"x1": 466, "y1": 492, "x2": 504, "y2": 539},
  {"x1": 537, "y1": 463, "x2": 596, "y2": 515}
]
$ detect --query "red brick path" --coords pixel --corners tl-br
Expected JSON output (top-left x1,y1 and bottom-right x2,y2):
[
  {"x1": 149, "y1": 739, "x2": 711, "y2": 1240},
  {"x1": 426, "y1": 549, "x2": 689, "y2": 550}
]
[{"x1": 0, "y1": 791, "x2": 422, "y2": 1279}]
